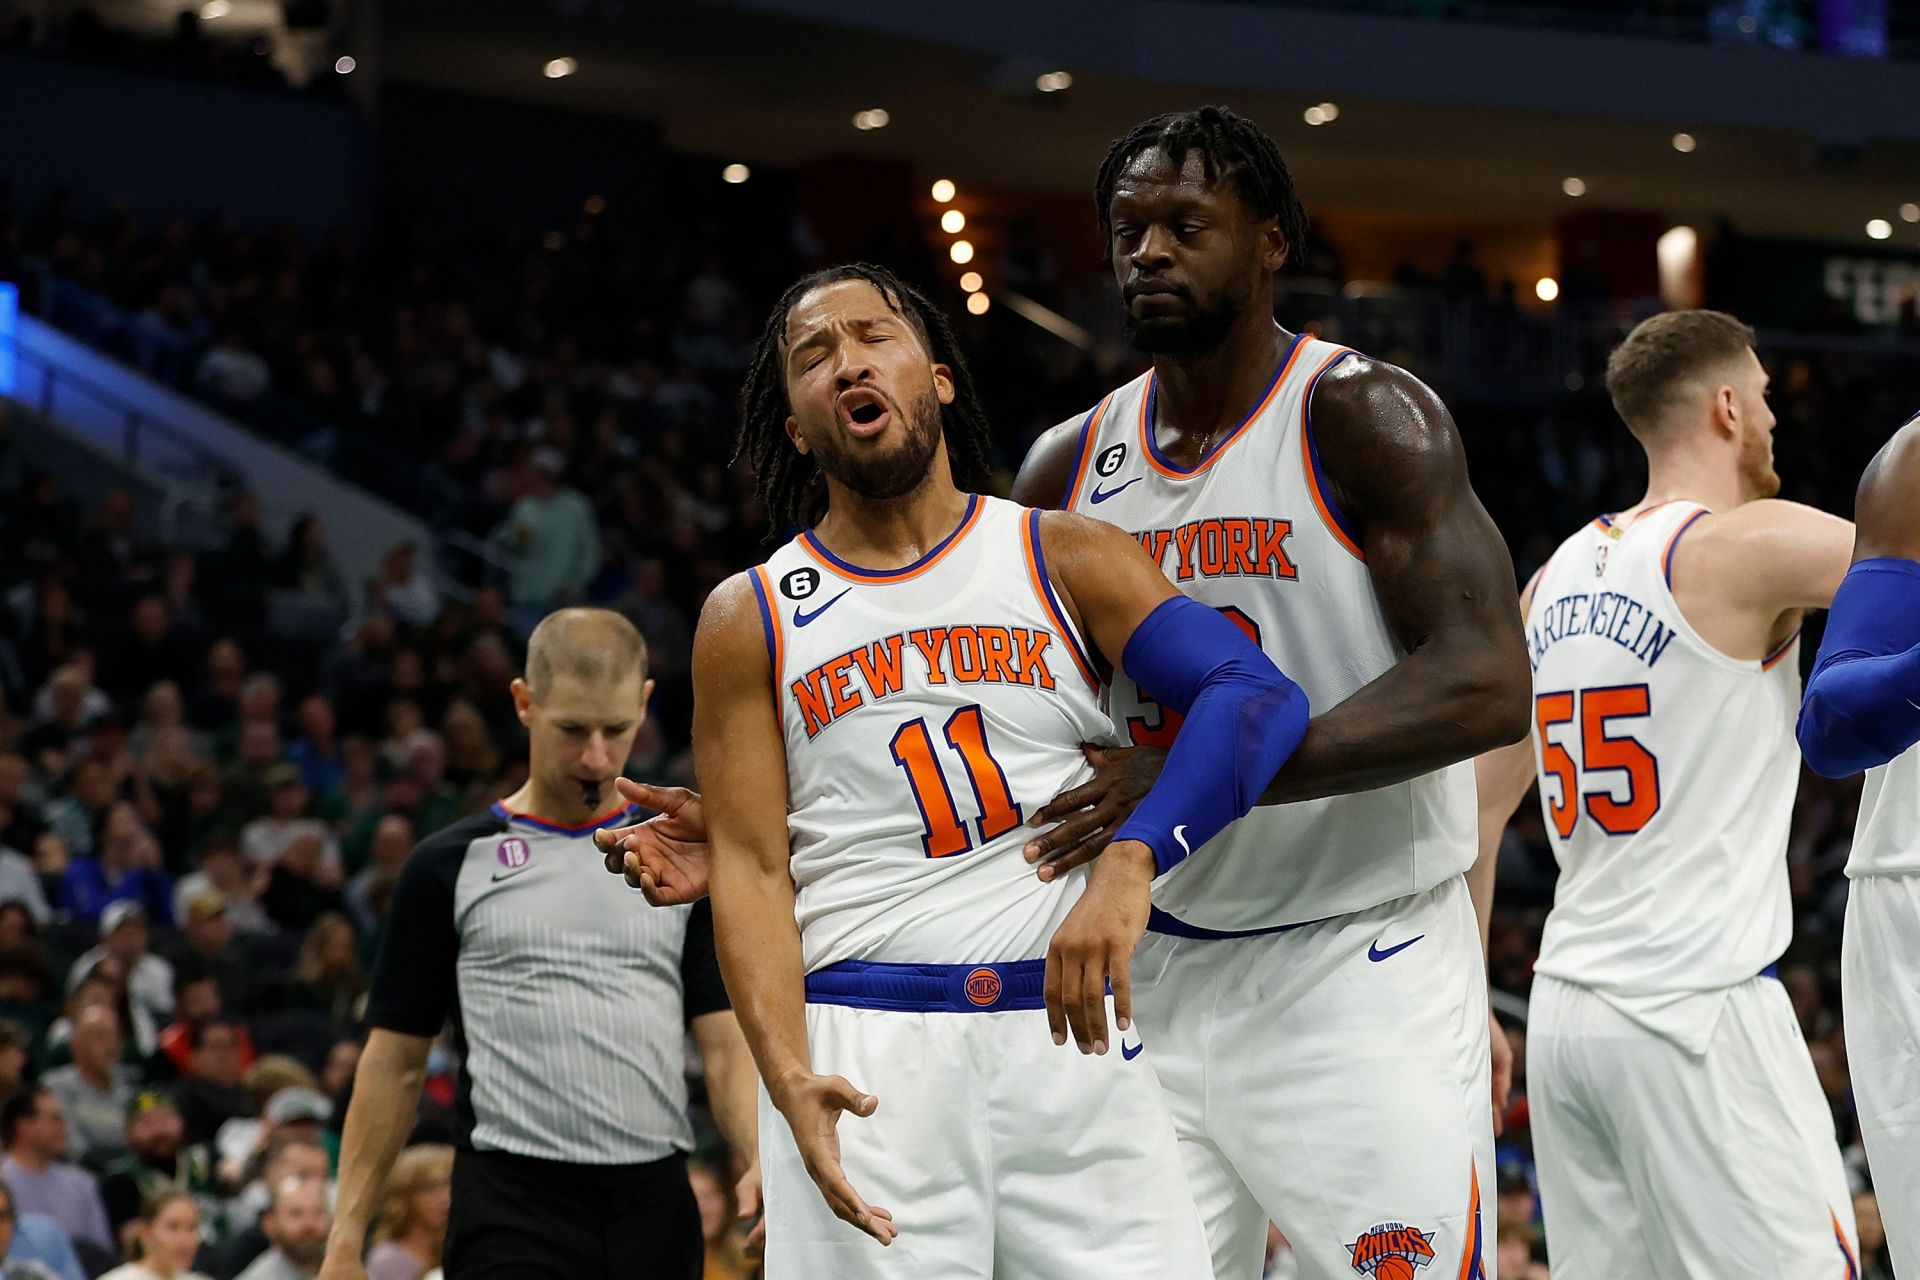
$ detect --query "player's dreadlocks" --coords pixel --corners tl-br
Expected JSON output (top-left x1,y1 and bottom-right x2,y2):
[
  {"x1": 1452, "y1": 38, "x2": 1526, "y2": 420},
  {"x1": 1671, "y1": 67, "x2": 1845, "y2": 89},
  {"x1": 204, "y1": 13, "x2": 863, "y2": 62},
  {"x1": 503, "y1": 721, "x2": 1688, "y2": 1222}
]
[
  {"x1": 735, "y1": 263, "x2": 995, "y2": 534},
  {"x1": 1094, "y1": 105, "x2": 1309, "y2": 264}
]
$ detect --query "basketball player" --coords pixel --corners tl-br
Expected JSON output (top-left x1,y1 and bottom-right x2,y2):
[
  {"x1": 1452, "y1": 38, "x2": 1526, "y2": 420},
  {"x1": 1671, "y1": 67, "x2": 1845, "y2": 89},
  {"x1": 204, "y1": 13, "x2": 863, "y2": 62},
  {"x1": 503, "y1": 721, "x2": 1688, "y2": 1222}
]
[
  {"x1": 1003, "y1": 107, "x2": 1529, "y2": 1279},
  {"x1": 1475, "y1": 310, "x2": 1859, "y2": 1278},
  {"x1": 1798, "y1": 412, "x2": 1920, "y2": 1278},
  {"x1": 692, "y1": 264, "x2": 1310, "y2": 1277}
]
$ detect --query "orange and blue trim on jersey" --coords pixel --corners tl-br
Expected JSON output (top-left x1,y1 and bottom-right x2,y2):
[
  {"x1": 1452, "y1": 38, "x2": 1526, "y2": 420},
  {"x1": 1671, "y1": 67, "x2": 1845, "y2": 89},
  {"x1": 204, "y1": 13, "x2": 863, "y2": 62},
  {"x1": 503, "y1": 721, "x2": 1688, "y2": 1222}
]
[
  {"x1": 1300, "y1": 346, "x2": 1364, "y2": 560},
  {"x1": 1061, "y1": 395, "x2": 1114, "y2": 509},
  {"x1": 1834, "y1": 1209, "x2": 1859, "y2": 1279},
  {"x1": 1763, "y1": 629, "x2": 1801, "y2": 671},
  {"x1": 490, "y1": 801, "x2": 640, "y2": 838},
  {"x1": 1661, "y1": 507, "x2": 1711, "y2": 586},
  {"x1": 1023, "y1": 509, "x2": 1099, "y2": 691},
  {"x1": 799, "y1": 493, "x2": 983, "y2": 583},
  {"x1": 1456, "y1": 1164, "x2": 1486, "y2": 1280},
  {"x1": 748, "y1": 564, "x2": 784, "y2": 729},
  {"x1": 1139, "y1": 332, "x2": 1307, "y2": 479}
]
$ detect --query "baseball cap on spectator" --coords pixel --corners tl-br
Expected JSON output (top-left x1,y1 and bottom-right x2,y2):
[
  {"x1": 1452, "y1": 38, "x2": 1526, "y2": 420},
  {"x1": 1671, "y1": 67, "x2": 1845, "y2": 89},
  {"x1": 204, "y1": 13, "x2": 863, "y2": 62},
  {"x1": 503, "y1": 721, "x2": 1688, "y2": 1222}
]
[
  {"x1": 265, "y1": 1088, "x2": 333, "y2": 1127},
  {"x1": 126, "y1": 1088, "x2": 176, "y2": 1120},
  {"x1": 184, "y1": 890, "x2": 227, "y2": 923},
  {"x1": 100, "y1": 899, "x2": 147, "y2": 938},
  {"x1": 266, "y1": 762, "x2": 304, "y2": 791}
]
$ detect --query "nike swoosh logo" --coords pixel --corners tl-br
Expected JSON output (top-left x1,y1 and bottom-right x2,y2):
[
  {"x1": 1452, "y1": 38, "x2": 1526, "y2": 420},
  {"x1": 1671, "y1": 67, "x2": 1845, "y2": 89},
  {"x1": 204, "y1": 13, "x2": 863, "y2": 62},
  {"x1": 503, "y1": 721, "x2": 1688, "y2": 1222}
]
[
  {"x1": 1089, "y1": 478, "x2": 1142, "y2": 504},
  {"x1": 1368, "y1": 935, "x2": 1425, "y2": 963},
  {"x1": 793, "y1": 589, "x2": 851, "y2": 627},
  {"x1": 1121, "y1": 1040, "x2": 1145, "y2": 1060},
  {"x1": 491, "y1": 867, "x2": 530, "y2": 883},
  {"x1": 1173, "y1": 825, "x2": 1191, "y2": 856}
]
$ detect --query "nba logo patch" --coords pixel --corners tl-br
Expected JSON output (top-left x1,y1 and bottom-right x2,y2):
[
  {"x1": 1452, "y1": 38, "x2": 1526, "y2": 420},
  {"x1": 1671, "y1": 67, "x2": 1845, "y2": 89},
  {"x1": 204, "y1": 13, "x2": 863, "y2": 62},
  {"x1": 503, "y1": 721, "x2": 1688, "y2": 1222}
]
[
  {"x1": 964, "y1": 967, "x2": 1002, "y2": 1007},
  {"x1": 497, "y1": 838, "x2": 531, "y2": 871},
  {"x1": 1348, "y1": 1223, "x2": 1436, "y2": 1277},
  {"x1": 1594, "y1": 542, "x2": 1610, "y2": 576}
]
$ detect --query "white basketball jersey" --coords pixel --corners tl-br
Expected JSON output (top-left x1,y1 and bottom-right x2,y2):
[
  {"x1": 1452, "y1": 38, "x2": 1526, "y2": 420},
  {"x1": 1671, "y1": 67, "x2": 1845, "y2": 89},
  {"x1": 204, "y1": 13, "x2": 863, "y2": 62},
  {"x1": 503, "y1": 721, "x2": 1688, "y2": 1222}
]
[
  {"x1": 752, "y1": 495, "x2": 1114, "y2": 972},
  {"x1": 1528, "y1": 502, "x2": 1802, "y2": 1023},
  {"x1": 1063, "y1": 335, "x2": 1476, "y2": 931},
  {"x1": 1846, "y1": 745, "x2": 1920, "y2": 878}
]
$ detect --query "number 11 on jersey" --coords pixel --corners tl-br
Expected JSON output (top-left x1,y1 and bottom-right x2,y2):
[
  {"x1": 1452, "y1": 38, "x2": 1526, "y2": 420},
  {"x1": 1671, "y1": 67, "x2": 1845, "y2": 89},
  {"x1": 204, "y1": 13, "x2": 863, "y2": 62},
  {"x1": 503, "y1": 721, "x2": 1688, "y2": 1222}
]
[{"x1": 889, "y1": 704, "x2": 1022, "y2": 858}]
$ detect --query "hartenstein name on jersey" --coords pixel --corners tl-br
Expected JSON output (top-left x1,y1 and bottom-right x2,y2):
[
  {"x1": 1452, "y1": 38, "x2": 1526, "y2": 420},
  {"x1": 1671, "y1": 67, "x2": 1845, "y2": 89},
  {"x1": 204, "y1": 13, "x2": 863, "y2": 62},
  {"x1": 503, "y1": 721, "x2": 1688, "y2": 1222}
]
[
  {"x1": 1132, "y1": 517, "x2": 1298, "y2": 583},
  {"x1": 1528, "y1": 590, "x2": 1677, "y2": 673},
  {"x1": 792, "y1": 625, "x2": 1063, "y2": 738}
]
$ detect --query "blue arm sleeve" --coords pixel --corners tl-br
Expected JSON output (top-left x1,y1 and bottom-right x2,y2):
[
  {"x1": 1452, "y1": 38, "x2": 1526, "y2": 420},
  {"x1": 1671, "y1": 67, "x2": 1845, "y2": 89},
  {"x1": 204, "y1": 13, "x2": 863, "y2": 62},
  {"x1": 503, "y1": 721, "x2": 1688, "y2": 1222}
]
[
  {"x1": 1797, "y1": 558, "x2": 1920, "y2": 778},
  {"x1": 1110, "y1": 596, "x2": 1310, "y2": 875}
]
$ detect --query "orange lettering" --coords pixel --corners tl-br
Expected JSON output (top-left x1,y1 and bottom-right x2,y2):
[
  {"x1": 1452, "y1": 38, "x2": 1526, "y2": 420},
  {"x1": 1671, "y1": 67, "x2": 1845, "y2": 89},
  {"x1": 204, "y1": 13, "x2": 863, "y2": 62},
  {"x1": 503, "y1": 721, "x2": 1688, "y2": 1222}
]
[
  {"x1": 792, "y1": 673, "x2": 833, "y2": 739},
  {"x1": 1012, "y1": 628, "x2": 1056, "y2": 689},
  {"x1": 908, "y1": 628, "x2": 949, "y2": 683},
  {"x1": 979, "y1": 627, "x2": 1017, "y2": 683},
  {"x1": 823, "y1": 654, "x2": 863, "y2": 719},
  {"x1": 851, "y1": 635, "x2": 906, "y2": 701},
  {"x1": 948, "y1": 626, "x2": 984, "y2": 681}
]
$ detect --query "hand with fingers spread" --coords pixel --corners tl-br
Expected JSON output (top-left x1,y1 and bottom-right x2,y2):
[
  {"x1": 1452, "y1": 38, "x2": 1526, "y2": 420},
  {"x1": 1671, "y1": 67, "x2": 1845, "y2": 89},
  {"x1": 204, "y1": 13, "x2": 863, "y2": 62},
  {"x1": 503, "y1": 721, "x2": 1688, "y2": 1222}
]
[
  {"x1": 592, "y1": 777, "x2": 715, "y2": 905},
  {"x1": 771, "y1": 1072, "x2": 897, "y2": 1246},
  {"x1": 1489, "y1": 1010, "x2": 1513, "y2": 1137},
  {"x1": 1044, "y1": 838, "x2": 1156, "y2": 1055},
  {"x1": 1023, "y1": 744, "x2": 1168, "y2": 881}
]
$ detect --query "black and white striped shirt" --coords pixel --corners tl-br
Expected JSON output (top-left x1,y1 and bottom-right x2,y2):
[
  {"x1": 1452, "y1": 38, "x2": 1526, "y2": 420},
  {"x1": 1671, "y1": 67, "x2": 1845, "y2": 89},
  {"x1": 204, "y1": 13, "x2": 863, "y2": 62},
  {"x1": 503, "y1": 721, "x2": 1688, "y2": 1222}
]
[{"x1": 365, "y1": 803, "x2": 727, "y2": 1166}]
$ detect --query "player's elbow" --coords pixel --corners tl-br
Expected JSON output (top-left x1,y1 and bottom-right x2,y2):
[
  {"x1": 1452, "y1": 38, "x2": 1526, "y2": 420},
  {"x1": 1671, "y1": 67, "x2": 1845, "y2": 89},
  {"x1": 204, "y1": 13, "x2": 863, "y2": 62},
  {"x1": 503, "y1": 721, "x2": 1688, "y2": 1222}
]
[{"x1": 1458, "y1": 655, "x2": 1533, "y2": 752}]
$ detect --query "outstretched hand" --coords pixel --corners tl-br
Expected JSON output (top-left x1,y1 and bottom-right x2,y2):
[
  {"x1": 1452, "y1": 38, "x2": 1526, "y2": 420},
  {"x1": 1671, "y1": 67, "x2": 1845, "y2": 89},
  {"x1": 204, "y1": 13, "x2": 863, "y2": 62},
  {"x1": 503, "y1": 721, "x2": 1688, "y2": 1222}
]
[
  {"x1": 773, "y1": 1073, "x2": 896, "y2": 1246},
  {"x1": 1022, "y1": 744, "x2": 1167, "y2": 880},
  {"x1": 593, "y1": 778, "x2": 715, "y2": 906}
]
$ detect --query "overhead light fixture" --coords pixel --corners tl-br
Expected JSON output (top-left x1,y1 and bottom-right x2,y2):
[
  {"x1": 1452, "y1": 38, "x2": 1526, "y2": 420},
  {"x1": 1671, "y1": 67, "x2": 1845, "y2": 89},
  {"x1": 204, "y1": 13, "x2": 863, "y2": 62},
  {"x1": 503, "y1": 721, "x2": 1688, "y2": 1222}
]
[
  {"x1": 583, "y1": 195, "x2": 606, "y2": 216},
  {"x1": 1671, "y1": 132, "x2": 1696, "y2": 153},
  {"x1": 853, "y1": 108, "x2": 891, "y2": 131},
  {"x1": 1562, "y1": 177, "x2": 1587, "y2": 197},
  {"x1": 967, "y1": 292, "x2": 991, "y2": 315},
  {"x1": 1303, "y1": 105, "x2": 1328, "y2": 126},
  {"x1": 333, "y1": 55, "x2": 355, "y2": 75},
  {"x1": 1535, "y1": 277, "x2": 1561, "y2": 302},
  {"x1": 1315, "y1": 101, "x2": 1339, "y2": 121},
  {"x1": 959, "y1": 271, "x2": 984, "y2": 293},
  {"x1": 940, "y1": 209, "x2": 966, "y2": 234},
  {"x1": 722, "y1": 164, "x2": 750, "y2": 185},
  {"x1": 200, "y1": 0, "x2": 230, "y2": 17},
  {"x1": 1035, "y1": 71, "x2": 1073, "y2": 93},
  {"x1": 543, "y1": 57, "x2": 577, "y2": 79},
  {"x1": 949, "y1": 240, "x2": 975, "y2": 265},
  {"x1": 1867, "y1": 218, "x2": 1893, "y2": 240},
  {"x1": 1901, "y1": 203, "x2": 1920, "y2": 223},
  {"x1": 930, "y1": 179, "x2": 956, "y2": 204}
]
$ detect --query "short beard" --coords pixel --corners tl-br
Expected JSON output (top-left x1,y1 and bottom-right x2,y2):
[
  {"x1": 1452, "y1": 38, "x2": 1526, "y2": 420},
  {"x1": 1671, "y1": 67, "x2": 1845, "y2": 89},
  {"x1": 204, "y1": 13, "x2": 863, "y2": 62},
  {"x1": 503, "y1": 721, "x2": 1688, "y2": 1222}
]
[
  {"x1": 812, "y1": 387, "x2": 944, "y2": 502},
  {"x1": 282, "y1": 1240, "x2": 328, "y2": 1270},
  {"x1": 1124, "y1": 281, "x2": 1249, "y2": 357}
]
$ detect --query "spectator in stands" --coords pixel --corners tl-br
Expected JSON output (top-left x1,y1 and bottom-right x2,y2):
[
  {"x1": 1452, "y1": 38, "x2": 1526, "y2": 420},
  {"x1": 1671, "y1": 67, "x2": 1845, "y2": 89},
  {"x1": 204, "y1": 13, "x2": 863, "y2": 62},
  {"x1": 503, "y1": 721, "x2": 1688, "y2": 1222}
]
[
  {"x1": 0, "y1": 1025, "x2": 29, "y2": 1101},
  {"x1": 136, "y1": 740, "x2": 218, "y2": 877},
  {"x1": 202, "y1": 494, "x2": 269, "y2": 634},
  {"x1": 41, "y1": 1005, "x2": 134, "y2": 1165},
  {"x1": 107, "y1": 598, "x2": 198, "y2": 709},
  {"x1": 274, "y1": 915, "x2": 361, "y2": 1025},
  {"x1": 0, "y1": 1178, "x2": 87, "y2": 1280},
  {"x1": 240, "y1": 769, "x2": 337, "y2": 875},
  {"x1": 234, "y1": 1176, "x2": 327, "y2": 1280},
  {"x1": 0, "y1": 952, "x2": 55, "y2": 1053},
  {"x1": 46, "y1": 960, "x2": 155, "y2": 1067},
  {"x1": 99, "y1": 1093, "x2": 219, "y2": 1253},
  {"x1": 0, "y1": 755, "x2": 60, "y2": 870},
  {"x1": 364, "y1": 1145, "x2": 451, "y2": 1280},
  {"x1": 165, "y1": 892, "x2": 257, "y2": 1018},
  {"x1": 171, "y1": 1018, "x2": 254, "y2": 1147},
  {"x1": 99, "y1": 1186, "x2": 212, "y2": 1280},
  {"x1": 313, "y1": 739, "x2": 375, "y2": 839},
  {"x1": 40, "y1": 755, "x2": 112, "y2": 863},
  {"x1": 435, "y1": 704, "x2": 498, "y2": 800},
  {"x1": 217, "y1": 724, "x2": 282, "y2": 837},
  {"x1": 197, "y1": 329, "x2": 272, "y2": 404},
  {"x1": 62, "y1": 813, "x2": 172, "y2": 926},
  {"x1": 68, "y1": 900, "x2": 174, "y2": 1029},
  {"x1": 0, "y1": 840, "x2": 50, "y2": 926},
  {"x1": 272, "y1": 518, "x2": 347, "y2": 632},
  {"x1": 153, "y1": 955, "x2": 254, "y2": 1083},
  {"x1": 13, "y1": 580, "x2": 84, "y2": 708},
  {"x1": 344, "y1": 817, "x2": 409, "y2": 937},
  {"x1": 495, "y1": 448, "x2": 598, "y2": 629},
  {"x1": 0, "y1": 1087, "x2": 112, "y2": 1252},
  {"x1": 258, "y1": 835, "x2": 342, "y2": 936},
  {"x1": 171, "y1": 843, "x2": 268, "y2": 942},
  {"x1": 74, "y1": 495, "x2": 147, "y2": 617},
  {"x1": 284, "y1": 700, "x2": 341, "y2": 799},
  {"x1": 187, "y1": 642, "x2": 246, "y2": 735},
  {"x1": 213, "y1": 1138, "x2": 326, "y2": 1275},
  {"x1": 367, "y1": 545, "x2": 436, "y2": 631},
  {"x1": 317, "y1": 1039, "x2": 357, "y2": 1120},
  {"x1": 688, "y1": 1157, "x2": 752, "y2": 1280}
]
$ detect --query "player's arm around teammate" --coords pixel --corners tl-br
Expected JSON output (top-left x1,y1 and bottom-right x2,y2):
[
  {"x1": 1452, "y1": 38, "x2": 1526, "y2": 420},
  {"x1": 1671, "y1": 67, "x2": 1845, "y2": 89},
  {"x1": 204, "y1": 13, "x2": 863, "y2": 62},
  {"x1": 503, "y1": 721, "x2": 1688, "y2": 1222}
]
[{"x1": 1012, "y1": 356, "x2": 1531, "y2": 874}]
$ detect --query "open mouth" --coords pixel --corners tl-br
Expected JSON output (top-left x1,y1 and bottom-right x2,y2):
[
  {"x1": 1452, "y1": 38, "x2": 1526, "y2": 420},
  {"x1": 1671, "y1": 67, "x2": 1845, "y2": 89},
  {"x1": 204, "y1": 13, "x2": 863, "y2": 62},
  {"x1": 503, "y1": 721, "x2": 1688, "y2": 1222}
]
[{"x1": 837, "y1": 388, "x2": 893, "y2": 439}]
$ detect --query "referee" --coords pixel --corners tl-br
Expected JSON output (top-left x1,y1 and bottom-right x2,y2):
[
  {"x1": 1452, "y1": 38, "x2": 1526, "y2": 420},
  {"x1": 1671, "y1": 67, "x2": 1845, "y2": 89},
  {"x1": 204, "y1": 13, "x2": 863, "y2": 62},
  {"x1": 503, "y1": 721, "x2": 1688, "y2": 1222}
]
[{"x1": 318, "y1": 609, "x2": 758, "y2": 1280}]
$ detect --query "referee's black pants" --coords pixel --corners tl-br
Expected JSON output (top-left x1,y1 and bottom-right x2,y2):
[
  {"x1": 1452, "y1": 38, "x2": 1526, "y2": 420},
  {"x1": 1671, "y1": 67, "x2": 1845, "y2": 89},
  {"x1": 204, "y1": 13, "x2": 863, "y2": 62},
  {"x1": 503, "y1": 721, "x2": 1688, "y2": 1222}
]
[{"x1": 445, "y1": 1147, "x2": 702, "y2": 1280}]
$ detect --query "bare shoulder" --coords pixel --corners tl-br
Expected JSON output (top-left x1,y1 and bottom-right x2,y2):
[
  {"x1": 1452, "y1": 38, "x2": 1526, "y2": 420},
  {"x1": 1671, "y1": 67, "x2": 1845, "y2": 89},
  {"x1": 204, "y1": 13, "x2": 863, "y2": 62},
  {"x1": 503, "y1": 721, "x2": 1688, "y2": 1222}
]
[
  {"x1": 1689, "y1": 498, "x2": 1849, "y2": 549},
  {"x1": 1010, "y1": 412, "x2": 1095, "y2": 509},
  {"x1": 1309, "y1": 354, "x2": 1468, "y2": 515},
  {"x1": 1855, "y1": 414, "x2": 1920, "y2": 560},
  {"x1": 1033, "y1": 506, "x2": 1142, "y2": 563},
  {"x1": 693, "y1": 572, "x2": 772, "y2": 671}
]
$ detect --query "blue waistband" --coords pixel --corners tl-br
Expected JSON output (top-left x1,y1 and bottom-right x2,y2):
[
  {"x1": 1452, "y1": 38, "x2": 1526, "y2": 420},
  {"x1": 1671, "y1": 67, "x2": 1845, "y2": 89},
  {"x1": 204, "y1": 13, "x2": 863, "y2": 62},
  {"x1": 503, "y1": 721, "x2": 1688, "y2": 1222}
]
[
  {"x1": 805, "y1": 959, "x2": 1047, "y2": 1013},
  {"x1": 1760, "y1": 962, "x2": 1779, "y2": 981},
  {"x1": 1146, "y1": 905, "x2": 1320, "y2": 940}
]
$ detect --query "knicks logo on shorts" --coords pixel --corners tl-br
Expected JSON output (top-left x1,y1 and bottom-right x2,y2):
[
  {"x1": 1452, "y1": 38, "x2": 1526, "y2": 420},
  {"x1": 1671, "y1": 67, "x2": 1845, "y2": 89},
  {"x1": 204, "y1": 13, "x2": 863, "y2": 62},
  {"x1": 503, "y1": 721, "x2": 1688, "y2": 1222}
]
[
  {"x1": 1348, "y1": 1223, "x2": 1436, "y2": 1278},
  {"x1": 964, "y1": 967, "x2": 1002, "y2": 1006}
]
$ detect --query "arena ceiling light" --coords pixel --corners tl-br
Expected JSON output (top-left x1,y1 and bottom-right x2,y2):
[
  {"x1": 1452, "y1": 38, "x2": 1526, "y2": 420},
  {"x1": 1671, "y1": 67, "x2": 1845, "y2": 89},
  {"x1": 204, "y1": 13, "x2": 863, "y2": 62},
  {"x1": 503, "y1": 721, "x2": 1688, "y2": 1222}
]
[
  {"x1": 199, "y1": 0, "x2": 231, "y2": 17},
  {"x1": 1035, "y1": 71, "x2": 1073, "y2": 93},
  {"x1": 940, "y1": 209, "x2": 966, "y2": 234},
  {"x1": 966, "y1": 292, "x2": 991, "y2": 315},
  {"x1": 1561, "y1": 177, "x2": 1587, "y2": 197},
  {"x1": 1901, "y1": 203, "x2": 1920, "y2": 224},
  {"x1": 930, "y1": 179, "x2": 956, "y2": 204},
  {"x1": 1535, "y1": 277, "x2": 1560, "y2": 302},
  {"x1": 1671, "y1": 132, "x2": 1696, "y2": 153},
  {"x1": 1303, "y1": 102, "x2": 1338, "y2": 126},
  {"x1": 1867, "y1": 219, "x2": 1893, "y2": 240},
  {"x1": 722, "y1": 164, "x2": 750, "y2": 185},
  {"x1": 959, "y1": 271, "x2": 984, "y2": 293},
  {"x1": 853, "y1": 109, "x2": 891, "y2": 131},
  {"x1": 543, "y1": 57, "x2": 577, "y2": 79},
  {"x1": 949, "y1": 240, "x2": 975, "y2": 265},
  {"x1": 334, "y1": 56, "x2": 355, "y2": 75}
]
